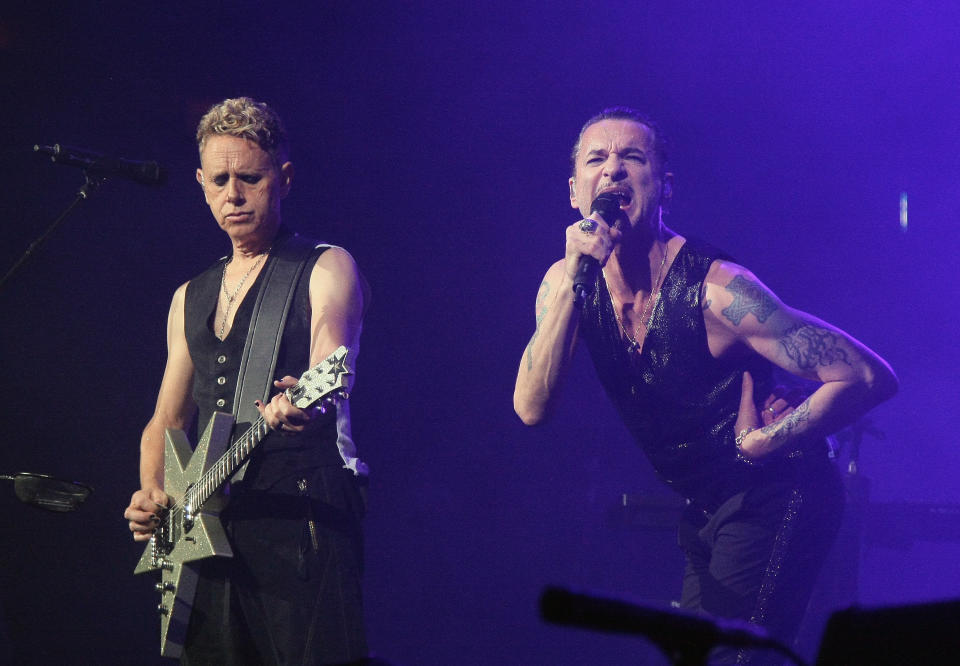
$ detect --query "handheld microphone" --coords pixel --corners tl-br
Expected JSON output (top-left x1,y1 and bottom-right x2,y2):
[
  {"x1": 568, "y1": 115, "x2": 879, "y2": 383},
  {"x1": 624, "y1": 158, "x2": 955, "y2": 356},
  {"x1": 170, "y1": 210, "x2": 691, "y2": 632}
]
[
  {"x1": 572, "y1": 192, "x2": 624, "y2": 306},
  {"x1": 34, "y1": 143, "x2": 167, "y2": 186}
]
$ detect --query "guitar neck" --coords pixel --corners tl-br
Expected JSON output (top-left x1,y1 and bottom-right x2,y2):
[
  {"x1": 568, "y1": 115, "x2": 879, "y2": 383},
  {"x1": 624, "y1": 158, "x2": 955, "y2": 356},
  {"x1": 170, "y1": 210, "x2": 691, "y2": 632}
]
[
  {"x1": 190, "y1": 414, "x2": 272, "y2": 508},
  {"x1": 183, "y1": 345, "x2": 351, "y2": 511}
]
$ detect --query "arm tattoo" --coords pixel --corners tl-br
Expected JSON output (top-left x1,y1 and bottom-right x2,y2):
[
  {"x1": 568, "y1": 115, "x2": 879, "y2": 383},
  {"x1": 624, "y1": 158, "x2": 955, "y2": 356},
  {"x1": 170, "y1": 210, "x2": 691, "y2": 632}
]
[
  {"x1": 721, "y1": 275, "x2": 778, "y2": 325},
  {"x1": 778, "y1": 323, "x2": 852, "y2": 371},
  {"x1": 525, "y1": 280, "x2": 551, "y2": 370},
  {"x1": 760, "y1": 399, "x2": 811, "y2": 444}
]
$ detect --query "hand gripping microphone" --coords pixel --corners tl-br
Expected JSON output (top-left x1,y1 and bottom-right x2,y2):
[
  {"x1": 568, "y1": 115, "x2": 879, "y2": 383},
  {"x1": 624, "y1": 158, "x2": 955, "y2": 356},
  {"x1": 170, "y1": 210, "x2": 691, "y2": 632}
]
[{"x1": 572, "y1": 191, "x2": 623, "y2": 307}]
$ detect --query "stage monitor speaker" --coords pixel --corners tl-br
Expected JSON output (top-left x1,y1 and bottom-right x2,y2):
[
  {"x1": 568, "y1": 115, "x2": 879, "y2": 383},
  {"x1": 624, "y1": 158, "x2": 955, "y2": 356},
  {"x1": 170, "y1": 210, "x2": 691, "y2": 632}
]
[{"x1": 816, "y1": 598, "x2": 960, "y2": 665}]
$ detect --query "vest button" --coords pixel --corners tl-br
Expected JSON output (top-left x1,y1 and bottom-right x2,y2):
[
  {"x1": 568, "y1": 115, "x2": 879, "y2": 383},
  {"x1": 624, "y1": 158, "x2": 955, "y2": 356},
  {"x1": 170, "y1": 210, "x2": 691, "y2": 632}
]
[
  {"x1": 217, "y1": 376, "x2": 226, "y2": 385},
  {"x1": 217, "y1": 355, "x2": 227, "y2": 364},
  {"x1": 216, "y1": 399, "x2": 226, "y2": 408}
]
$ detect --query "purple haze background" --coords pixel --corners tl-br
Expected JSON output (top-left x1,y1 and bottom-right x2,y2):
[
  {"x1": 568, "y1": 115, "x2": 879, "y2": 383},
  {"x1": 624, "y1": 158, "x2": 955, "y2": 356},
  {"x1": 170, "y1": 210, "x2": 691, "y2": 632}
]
[{"x1": 1, "y1": 2, "x2": 957, "y2": 664}]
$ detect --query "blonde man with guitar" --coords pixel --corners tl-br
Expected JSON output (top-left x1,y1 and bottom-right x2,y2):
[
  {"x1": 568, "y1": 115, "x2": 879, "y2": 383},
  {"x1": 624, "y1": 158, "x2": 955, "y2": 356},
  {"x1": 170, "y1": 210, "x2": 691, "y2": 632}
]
[{"x1": 124, "y1": 98, "x2": 369, "y2": 664}]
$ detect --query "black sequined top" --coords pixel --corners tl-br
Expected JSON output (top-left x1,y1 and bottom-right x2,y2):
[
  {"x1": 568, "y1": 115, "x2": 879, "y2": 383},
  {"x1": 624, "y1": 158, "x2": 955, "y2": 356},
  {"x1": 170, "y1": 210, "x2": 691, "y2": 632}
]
[{"x1": 580, "y1": 238, "x2": 774, "y2": 510}]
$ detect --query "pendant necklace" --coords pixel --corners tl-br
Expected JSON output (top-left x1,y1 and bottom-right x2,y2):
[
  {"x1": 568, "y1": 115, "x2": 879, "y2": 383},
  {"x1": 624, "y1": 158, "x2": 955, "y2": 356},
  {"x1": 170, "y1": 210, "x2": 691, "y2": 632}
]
[
  {"x1": 606, "y1": 241, "x2": 669, "y2": 354},
  {"x1": 217, "y1": 248, "x2": 269, "y2": 340}
]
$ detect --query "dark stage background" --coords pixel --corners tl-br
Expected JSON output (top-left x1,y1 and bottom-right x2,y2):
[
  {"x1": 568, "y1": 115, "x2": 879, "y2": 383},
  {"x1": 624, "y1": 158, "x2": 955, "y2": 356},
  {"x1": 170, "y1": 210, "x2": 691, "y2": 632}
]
[{"x1": 1, "y1": 2, "x2": 957, "y2": 664}]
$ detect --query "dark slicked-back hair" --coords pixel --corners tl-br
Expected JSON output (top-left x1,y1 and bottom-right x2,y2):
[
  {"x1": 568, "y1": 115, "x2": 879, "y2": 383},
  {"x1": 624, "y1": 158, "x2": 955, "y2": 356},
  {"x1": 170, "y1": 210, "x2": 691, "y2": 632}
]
[{"x1": 570, "y1": 106, "x2": 668, "y2": 176}]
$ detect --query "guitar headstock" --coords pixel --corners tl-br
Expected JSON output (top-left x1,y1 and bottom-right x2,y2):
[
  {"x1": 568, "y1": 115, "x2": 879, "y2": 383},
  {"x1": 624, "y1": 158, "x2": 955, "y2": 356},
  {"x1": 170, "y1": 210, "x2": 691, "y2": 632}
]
[{"x1": 286, "y1": 345, "x2": 353, "y2": 410}]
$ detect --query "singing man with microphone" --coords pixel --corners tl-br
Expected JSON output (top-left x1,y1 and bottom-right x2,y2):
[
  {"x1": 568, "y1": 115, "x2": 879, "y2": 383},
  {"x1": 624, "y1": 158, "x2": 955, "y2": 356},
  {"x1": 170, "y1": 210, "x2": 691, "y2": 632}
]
[{"x1": 514, "y1": 107, "x2": 897, "y2": 663}]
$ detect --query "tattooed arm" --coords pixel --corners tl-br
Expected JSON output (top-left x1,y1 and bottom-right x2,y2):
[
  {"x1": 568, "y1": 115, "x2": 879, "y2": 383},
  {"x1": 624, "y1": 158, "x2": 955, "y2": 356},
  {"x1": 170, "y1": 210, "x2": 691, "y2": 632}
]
[
  {"x1": 703, "y1": 261, "x2": 898, "y2": 460},
  {"x1": 513, "y1": 261, "x2": 582, "y2": 424}
]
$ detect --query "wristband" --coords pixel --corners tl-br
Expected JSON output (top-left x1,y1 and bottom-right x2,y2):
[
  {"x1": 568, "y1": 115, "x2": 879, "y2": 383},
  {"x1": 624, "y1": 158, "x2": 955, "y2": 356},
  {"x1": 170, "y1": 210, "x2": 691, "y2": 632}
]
[{"x1": 735, "y1": 427, "x2": 759, "y2": 465}]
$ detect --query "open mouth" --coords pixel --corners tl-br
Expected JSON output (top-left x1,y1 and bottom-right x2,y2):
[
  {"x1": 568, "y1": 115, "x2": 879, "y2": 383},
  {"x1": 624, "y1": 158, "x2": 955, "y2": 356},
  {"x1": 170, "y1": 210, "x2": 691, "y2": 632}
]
[{"x1": 598, "y1": 187, "x2": 633, "y2": 208}]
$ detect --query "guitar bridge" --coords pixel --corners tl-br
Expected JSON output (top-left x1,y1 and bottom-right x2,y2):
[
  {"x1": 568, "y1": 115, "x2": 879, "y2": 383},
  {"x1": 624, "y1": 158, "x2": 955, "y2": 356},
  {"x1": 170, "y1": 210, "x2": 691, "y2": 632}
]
[{"x1": 150, "y1": 512, "x2": 175, "y2": 564}]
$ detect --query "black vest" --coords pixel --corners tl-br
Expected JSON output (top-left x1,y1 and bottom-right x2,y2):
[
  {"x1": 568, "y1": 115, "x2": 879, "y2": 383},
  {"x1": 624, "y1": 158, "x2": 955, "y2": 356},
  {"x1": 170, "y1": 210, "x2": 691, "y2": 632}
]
[
  {"x1": 183, "y1": 241, "x2": 342, "y2": 492},
  {"x1": 580, "y1": 238, "x2": 775, "y2": 509}
]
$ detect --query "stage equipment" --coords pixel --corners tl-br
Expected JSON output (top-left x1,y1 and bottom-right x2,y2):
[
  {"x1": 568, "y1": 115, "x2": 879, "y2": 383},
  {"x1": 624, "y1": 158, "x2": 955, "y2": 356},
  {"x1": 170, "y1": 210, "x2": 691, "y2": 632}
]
[
  {"x1": 0, "y1": 472, "x2": 93, "y2": 512},
  {"x1": 1, "y1": 144, "x2": 166, "y2": 291},
  {"x1": 816, "y1": 599, "x2": 960, "y2": 665},
  {"x1": 540, "y1": 586, "x2": 804, "y2": 666}
]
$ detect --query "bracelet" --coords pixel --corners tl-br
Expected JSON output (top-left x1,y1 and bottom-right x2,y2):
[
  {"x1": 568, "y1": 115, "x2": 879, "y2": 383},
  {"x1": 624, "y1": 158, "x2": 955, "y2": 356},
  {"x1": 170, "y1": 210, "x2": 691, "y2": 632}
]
[
  {"x1": 735, "y1": 427, "x2": 756, "y2": 449},
  {"x1": 735, "y1": 427, "x2": 758, "y2": 465}
]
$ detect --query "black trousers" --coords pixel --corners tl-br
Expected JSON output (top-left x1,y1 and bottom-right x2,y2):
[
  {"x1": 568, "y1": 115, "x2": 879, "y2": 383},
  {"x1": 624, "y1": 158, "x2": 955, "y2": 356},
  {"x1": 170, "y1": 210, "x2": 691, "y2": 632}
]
[
  {"x1": 678, "y1": 458, "x2": 844, "y2": 665},
  {"x1": 181, "y1": 467, "x2": 367, "y2": 666}
]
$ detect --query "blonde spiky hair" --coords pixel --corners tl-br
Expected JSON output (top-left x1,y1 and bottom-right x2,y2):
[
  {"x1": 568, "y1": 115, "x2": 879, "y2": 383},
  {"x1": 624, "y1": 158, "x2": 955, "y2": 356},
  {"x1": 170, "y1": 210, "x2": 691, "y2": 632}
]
[{"x1": 196, "y1": 97, "x2": 289, "y2": 167}]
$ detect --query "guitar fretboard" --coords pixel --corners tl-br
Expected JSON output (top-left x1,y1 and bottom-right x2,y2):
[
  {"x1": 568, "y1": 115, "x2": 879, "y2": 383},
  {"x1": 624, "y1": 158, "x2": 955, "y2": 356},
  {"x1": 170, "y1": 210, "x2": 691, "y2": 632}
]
[
  {"x1": 170, "y1": 385, "x2": 297, "y2": 517},
  {"x1": 163, "y1": 345, "x2": 350, "y2": 525},
  {"x1": 191, "y1": 416, "x2": 273, "y2": 508}
]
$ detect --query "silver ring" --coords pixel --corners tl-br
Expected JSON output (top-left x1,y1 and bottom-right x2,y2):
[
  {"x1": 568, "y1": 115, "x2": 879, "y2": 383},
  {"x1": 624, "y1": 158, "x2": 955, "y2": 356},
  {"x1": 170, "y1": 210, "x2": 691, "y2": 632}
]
[{"x1": 578, "y1": 219, "x2": 598, "y2": 233}]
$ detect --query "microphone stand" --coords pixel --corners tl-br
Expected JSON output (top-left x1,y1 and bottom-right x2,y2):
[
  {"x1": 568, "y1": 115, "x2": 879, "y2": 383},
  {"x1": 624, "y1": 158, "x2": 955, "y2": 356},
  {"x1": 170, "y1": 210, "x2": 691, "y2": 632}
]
[
  {"x1": 0, "y1": 171, "x2": 105, "y2": 292},
  {"x1": 540, "y1": 586, "x2": 807, "y2": 666}
]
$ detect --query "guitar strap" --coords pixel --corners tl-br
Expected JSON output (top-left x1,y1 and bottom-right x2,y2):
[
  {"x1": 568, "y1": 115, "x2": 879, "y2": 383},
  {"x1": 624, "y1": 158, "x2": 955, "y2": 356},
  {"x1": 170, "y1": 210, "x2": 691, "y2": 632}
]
[{"x1": 230, "y1": 232, "x2": 320, "y2": 483}]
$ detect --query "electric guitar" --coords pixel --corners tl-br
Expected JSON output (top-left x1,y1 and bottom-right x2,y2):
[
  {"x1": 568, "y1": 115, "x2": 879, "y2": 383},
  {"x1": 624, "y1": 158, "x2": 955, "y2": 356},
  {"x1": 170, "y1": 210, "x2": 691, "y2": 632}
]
[{"x1": 133, "y1": 345, "x2": 353, "y2": 657}]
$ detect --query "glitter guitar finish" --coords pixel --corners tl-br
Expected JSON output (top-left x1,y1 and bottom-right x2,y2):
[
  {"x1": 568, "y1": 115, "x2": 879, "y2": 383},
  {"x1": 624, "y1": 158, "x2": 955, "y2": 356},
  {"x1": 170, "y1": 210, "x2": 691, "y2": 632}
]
[{"x1": 133, "y1": 346, "x2": 353, "y2": 657}]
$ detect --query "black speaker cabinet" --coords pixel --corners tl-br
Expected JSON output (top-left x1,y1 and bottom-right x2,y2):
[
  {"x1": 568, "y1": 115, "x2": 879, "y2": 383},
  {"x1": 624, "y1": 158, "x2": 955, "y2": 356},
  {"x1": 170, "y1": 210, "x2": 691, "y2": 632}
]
[{"x1": 817, "y1": 599, "x2": 960, "y2": 665}]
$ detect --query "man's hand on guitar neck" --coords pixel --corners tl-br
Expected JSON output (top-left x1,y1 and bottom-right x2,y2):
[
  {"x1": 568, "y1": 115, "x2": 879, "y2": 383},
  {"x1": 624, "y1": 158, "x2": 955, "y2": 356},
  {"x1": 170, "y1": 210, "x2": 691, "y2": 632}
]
[
  {"x1": 124, "y1": 487, "x2": 170, "y2": 542},
  {"x1": 255, "y1": 375, "x2": 328, "y2": 435}
]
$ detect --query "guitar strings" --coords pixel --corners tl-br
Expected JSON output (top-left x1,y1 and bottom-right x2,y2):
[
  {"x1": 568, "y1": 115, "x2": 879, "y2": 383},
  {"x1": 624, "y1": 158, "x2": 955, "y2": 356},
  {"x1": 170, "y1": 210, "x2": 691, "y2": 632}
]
[
  {"x1": 157, "y1": 349, "x2": 347, "y2": 531},
  {"x1": 162, "y1": 369, "x2": 337, "y2": 516},
  {"x1": 163, "y1": 414, "x2": 267, "y2": 516}
]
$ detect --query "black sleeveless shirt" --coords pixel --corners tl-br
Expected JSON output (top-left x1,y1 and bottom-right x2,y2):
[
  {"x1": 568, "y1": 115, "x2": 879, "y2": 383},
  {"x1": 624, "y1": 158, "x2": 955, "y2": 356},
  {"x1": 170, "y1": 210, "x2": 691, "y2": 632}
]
[
  {"x1": 183, "y1": 238, "x2": 343, "y2": 492},
  {"x1": 580, "y1": 238, "x2": 775, "y2": 509}
]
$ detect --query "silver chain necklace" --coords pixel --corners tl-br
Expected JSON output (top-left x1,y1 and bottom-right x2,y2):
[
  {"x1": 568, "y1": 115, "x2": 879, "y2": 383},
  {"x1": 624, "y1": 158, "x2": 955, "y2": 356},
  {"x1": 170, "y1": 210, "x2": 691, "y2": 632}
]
[
  {"x1": 605, "y1": 241, "x2": 669, "y2": 354},
  {"x1": 217, "y1": 249, "x2": 269, "y2": 339}
]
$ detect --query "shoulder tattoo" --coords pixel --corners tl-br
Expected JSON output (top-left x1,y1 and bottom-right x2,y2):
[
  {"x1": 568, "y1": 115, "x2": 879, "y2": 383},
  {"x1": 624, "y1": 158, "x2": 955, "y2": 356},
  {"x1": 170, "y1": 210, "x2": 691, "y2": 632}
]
[
  {"x1": 721, "y1": 275, "x2": 778, "y2": 325},
  {"x1": 778, "y1": 323, "x2": 852, "y2": 370}
]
